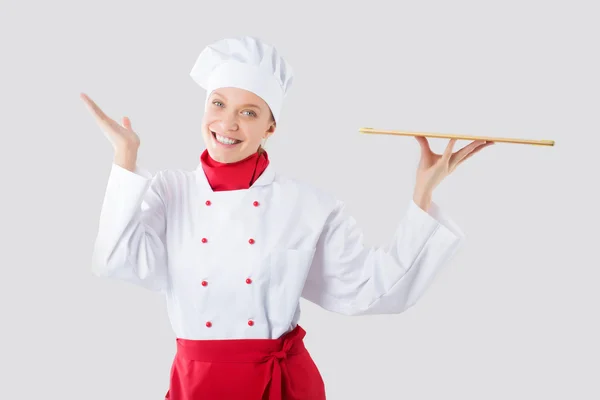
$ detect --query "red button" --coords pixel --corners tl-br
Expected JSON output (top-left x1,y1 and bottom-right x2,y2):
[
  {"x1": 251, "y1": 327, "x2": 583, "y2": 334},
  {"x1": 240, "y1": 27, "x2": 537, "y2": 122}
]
[
  {"x1": 205, "y1": 200, "x2": 211, "y2": 206},
  {"x1": 206, "y1": 321, "x2": 212, "y2": 328},
  {"x1": 248, "y1": 238, "x2": 255, "y2": 244},
  {"x1": 201, "y1": 238, "x2": 207, "y2": 243},
  {"x1": 248, "y1": 320, "x2": 254, "y2": 326},
  {"x1": 253, "y1": 201, "x2": 259, "y2": 207},
  {"x1": 201, "y1": 280, "x2": 208, "y2": 286},
  {"x1": 246, "y1": 278, "x2": 252, "y2": 284}
]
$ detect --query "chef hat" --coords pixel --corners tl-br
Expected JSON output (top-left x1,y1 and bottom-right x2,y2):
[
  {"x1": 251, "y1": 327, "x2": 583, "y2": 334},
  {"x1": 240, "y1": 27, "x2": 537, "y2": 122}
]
[{"x1": 189, "y1": 36, "x2": 294, "y2": 124}]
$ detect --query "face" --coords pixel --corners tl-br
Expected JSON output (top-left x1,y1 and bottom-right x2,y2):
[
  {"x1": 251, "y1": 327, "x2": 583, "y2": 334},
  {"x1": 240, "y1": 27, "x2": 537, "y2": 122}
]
[{"x1": 202, "y1": 87, "x2": 276, "y2": 163}]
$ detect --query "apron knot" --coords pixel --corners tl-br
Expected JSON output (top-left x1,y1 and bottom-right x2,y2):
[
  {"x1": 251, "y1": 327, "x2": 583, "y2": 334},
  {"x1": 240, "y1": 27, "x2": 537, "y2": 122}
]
[{"x1": 271, "y1": 350, "x2": 287, "y2": 360}]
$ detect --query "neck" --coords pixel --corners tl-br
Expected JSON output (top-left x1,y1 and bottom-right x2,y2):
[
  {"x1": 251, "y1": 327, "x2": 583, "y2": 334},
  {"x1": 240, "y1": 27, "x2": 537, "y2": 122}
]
[{"x1": 200, "y1": 149, "x2": 269, "y2": 191}]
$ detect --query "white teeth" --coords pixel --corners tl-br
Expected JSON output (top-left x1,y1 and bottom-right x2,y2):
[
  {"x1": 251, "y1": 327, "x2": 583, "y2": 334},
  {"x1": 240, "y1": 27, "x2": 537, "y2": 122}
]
[{"x1": 214, "y1": 132, "x2": 241, "y2": 145}]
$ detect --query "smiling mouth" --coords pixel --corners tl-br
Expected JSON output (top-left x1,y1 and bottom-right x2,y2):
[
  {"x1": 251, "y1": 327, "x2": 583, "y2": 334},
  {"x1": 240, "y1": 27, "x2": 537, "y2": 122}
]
[{"x1": 211, "y1": 131, "x2": 242, "y2": 146}]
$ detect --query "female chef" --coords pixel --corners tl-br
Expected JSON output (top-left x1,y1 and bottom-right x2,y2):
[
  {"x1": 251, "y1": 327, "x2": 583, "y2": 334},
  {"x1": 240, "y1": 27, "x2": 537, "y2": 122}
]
[{"x1": 83, "y1": 36, "x2": 493, "y2": 400}]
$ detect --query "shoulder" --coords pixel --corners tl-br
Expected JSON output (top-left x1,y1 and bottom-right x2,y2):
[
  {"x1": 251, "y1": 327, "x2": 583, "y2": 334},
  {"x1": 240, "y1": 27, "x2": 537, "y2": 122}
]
[
  {"x1": 139, "y1": 166, "x2": 198, "y2": 204},
  {"x1": 136, "y1": 166, "x2": 189, "y2": 187},
  {"x1": 156, "y1": 167, "x2": 194, "y2": 183}
]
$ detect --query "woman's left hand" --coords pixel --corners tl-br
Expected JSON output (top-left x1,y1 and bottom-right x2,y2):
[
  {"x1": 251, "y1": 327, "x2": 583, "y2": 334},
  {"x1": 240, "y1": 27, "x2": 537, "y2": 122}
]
[{"x1": 413, "y1": 137, "x2": 494, "y2": 209}]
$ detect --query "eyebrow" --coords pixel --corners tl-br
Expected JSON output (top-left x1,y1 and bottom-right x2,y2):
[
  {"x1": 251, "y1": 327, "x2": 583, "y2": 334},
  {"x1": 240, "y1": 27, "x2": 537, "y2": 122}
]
[{"x1": 211, "y1": 91, "x2": 262, "y2": 110}]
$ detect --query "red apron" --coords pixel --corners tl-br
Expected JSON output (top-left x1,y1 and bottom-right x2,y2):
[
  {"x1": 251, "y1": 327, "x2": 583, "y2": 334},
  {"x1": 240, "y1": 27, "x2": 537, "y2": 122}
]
[{"x1": 165, "y1": 325, "x2": 326, "y2": 399}]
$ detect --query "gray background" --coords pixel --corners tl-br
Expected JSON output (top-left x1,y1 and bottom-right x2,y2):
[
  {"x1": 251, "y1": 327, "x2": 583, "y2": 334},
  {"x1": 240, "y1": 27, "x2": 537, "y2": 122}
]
[{"x1": 1, "y1": 0, "x2": 598, "y2": 398}]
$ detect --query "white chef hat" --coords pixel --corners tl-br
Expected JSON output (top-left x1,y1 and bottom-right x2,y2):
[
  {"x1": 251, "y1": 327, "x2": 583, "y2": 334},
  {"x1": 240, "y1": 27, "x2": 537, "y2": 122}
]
[{"x1": 189, "y1": 36, "x2": 294, "y2": 124}]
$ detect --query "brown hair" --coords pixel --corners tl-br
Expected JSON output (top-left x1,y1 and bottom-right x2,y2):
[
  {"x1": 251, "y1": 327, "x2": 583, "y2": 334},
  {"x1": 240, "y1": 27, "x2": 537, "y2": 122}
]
[{"x1": 257, "y1": 110, "x2": 276, "y2": 155}]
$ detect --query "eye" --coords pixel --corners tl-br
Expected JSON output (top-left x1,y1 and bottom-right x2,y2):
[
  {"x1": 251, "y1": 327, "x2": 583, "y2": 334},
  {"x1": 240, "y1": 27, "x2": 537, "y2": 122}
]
[
  {"x1": 212, "y1": 100, "x2": 224, "y2": 107},
  {"x1": 243, "y1": 110, "x2": 257, "y2": 117}
]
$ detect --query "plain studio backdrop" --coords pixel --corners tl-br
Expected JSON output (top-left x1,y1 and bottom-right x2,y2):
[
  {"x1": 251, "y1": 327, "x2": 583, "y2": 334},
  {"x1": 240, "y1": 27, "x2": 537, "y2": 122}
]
[{"x1": 1, "y1": 0, "x2": 598, "y2": 399}]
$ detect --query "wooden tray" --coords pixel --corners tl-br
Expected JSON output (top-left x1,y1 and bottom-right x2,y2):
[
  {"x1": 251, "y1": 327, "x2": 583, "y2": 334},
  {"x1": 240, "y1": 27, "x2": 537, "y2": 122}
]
[{"x1": 359, "y1": 127, "x2": 555, "y2": 146}]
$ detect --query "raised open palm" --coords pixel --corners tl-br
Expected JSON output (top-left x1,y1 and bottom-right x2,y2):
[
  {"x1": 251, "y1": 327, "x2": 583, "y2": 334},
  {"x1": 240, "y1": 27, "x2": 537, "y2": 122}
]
[
  {"x1": 414, "y1": 136, "x2": 494, "y2": 195},
  {"x1": 80, "y1": 93, "x2": 140, "y2": 151}
]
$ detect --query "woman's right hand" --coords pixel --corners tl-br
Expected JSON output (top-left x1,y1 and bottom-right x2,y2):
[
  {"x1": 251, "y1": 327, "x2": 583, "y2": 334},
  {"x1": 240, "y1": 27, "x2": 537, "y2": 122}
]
[{"x1": 80, "y1": 92, "x2": 140, "y2": 151}]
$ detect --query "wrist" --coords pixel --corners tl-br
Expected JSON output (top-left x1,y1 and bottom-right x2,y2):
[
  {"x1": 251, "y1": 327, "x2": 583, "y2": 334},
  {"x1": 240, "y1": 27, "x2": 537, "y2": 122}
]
[
  {"x1": 413, "y1": 191, "x2": 432, "y2": 212},
  {"x1": 113, "y1": 146, "x2": 138, "y2": 172}
]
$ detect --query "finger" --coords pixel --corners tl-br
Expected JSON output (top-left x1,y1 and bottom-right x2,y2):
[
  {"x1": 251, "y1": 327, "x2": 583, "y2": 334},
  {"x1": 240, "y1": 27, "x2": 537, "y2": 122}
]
[
  {"x1": 450, "y1": 141, "x2": 493, "y2": 170},
  {"x1": 460, "y1": 141, "x2": 489, "y2": 161},
  {"x1": 122, "y1": 116, "x2": 132, "y2": 130},
  {"x1": 80, "y1": 93, "x2": 109, "y2": 121},
  {"x1": 442, "y1": 139, "x2": 458, "y2": 162},
  {"x1": 415, "y1": 136, "x2": 434, "y2": 168},
  {"x1": 80, "y1": 93, "x2": 119, "y2": 131},
  {"x1": 450, "y1": 140, "x2": 485, "y2": 164},
  {"x1": 81, "y1": 93, "x2": 119, "y2": 132},
  {"x1": 415, "y1": 136, "x2": 433, "y2": 162},
  {"x1": 415, "y1": 136, "x2": 431, "y2": 152}
]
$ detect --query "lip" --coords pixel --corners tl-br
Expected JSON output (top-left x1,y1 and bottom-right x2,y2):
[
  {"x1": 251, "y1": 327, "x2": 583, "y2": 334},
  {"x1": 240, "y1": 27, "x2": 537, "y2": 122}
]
[{"x1": 211, "y1": 130, "x2": 242, "y2": 147}]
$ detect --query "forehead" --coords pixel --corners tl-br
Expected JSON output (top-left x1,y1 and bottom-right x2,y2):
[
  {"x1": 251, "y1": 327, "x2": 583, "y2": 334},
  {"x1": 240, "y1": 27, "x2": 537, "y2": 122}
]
[{"x1": 210, "y1": 87, "x2": 267, "y2": 109}]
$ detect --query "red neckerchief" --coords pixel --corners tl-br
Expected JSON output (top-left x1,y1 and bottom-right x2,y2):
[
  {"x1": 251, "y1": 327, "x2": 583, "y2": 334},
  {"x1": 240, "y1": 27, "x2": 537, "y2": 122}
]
[{"x1": 200, "y1": 148, "x2": 270, "y2": 191}]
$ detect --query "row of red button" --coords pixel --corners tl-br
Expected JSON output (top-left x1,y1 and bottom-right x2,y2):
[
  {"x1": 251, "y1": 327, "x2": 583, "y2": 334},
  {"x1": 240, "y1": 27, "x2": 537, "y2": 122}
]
[
  {"x1": 201, "y1": 278, "x2": 255, "y2": 327},
  {"x1": 201, "y1": 199, "x2": 260, "y2": 244},
  {"x1": 200, "y1": 237, "x2": 255, "y2": 244},
  {"x1": 201, "y1": 278, "x2": 252, "y2": 286},
  {"x1": 205, "y1": 200, "x2": 260, "y2": 207},
  {"x1": 205, "y1": 320, "x2": 254, "y2": 328},
  {"x1": 202, "y1": 199, "x2": 259, "y2": 328},
  {"x1": 201, "y1": 277, "x2": 254, "y2": 328}
]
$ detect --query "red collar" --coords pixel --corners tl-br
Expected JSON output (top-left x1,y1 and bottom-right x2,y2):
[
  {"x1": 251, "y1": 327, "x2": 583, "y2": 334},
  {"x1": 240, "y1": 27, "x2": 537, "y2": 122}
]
[{"x1": 200, "y1": 149, "x2": 270, "y2": 191}]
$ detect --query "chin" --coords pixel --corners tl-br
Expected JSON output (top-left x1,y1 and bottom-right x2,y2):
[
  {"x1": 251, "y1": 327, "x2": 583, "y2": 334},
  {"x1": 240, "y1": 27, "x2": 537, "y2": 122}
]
[
  {"x1": 204, "y1": 128, "x2": 256, "y2": 163},
  {"x1": 205, "y1": 143, "x2": 249, "y2": 164}
]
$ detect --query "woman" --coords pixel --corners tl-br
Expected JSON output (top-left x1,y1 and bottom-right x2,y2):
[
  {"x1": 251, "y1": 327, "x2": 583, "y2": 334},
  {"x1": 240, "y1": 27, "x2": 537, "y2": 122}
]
[{"x1": 83, "y1": 36, "x2": 493, "y2": 400}]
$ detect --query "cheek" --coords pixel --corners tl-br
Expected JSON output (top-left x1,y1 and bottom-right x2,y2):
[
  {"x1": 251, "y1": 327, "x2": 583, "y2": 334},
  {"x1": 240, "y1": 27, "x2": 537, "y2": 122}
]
[
  {"x1": 203, "y1": 107, "x2": 218, "y2": 122},
  {"x1": 202, "y1": 112, "x2": 214, "y2": 124},
  {"x1": 203, "y1": 116, "x2": 219, "y2": 131},
  {"x1": 243, "y1": 127, "x2": 264, "y2": 142}
]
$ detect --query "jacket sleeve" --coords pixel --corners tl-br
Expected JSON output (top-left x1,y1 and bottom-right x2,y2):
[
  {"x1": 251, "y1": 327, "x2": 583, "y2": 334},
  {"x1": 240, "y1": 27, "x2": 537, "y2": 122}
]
[
  {"x1": 301, "y1": 198, "x2": 465, "y2": 315},
  {"x1": 91, "y1": 162, "x2": 169, "y2": 292}
]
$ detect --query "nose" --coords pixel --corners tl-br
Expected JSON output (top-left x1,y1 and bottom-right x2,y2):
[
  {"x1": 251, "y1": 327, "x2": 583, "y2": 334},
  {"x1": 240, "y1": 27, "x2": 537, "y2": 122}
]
[{"x1": 217, "y1": 111, "x2": 239, "y2": 131}]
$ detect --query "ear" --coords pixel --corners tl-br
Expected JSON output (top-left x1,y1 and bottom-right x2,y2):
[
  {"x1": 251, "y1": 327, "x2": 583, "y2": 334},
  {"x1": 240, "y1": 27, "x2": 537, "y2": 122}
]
[{"x1": 265, "y1": 123, "x2": 276, "y2": 137}]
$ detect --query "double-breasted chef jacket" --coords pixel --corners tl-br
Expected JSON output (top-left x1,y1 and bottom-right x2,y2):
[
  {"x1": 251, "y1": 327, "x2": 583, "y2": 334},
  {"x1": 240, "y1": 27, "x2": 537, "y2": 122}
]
[{"x1": 92, "y1": 159, "x2": 465, "y2": 340}]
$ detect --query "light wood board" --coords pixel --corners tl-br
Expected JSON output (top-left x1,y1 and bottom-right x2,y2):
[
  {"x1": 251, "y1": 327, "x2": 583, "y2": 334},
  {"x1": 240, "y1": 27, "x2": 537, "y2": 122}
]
[{"x1": 359, "y1": 127, "x2": 555, "y2": 146}]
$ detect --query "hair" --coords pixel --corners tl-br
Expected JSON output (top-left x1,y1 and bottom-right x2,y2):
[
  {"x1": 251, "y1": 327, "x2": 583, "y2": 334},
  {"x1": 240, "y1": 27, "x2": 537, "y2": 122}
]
[{"x1": 257, "y1": 110, "x2": 276, "y2": 155}]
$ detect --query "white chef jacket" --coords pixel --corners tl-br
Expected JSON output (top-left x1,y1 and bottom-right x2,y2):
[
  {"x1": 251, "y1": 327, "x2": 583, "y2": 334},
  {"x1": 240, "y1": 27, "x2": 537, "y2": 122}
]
[{"x1": 91, "y1": 160, "x2": 465, "y2": 340}]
